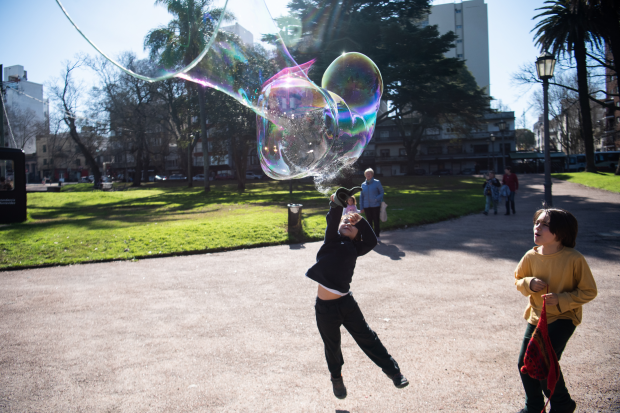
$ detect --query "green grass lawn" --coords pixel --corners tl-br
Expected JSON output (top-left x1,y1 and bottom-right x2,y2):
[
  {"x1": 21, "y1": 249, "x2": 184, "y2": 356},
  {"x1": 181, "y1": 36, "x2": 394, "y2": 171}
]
[
  {"x1": 552, "y1": 172, "x2": 620, "y2": 193},
  {"x1": 1, "y1": 176, "x2": 484, "y2": 270}
]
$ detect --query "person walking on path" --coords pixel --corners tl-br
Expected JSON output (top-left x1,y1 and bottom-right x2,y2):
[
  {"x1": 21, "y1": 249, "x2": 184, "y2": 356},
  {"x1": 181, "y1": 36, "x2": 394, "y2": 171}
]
[
  {"x1": 514, "y1": 208, "x2": 597, "y2": 413},
  {"x1": 306, "y1": 188, "x2": 408, "y2": 400},
  {"x1": 482, "y1": 171, "x2": 501, "y2": 215},
  {"x1": 503, "y1": 166, "x2": 519, "y2": 215},
  {"x1": 359, "y1": 168, "x2": 384, "y2": 239}
]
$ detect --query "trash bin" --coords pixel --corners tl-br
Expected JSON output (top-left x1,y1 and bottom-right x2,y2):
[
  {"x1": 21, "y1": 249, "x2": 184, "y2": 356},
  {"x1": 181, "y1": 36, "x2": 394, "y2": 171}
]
[
  {"x1": 0, "y1": 148, "x2": 27, "y2": 224},
  {"x1": 287, "y1": 203, "x2": 303, "y2": 234}
]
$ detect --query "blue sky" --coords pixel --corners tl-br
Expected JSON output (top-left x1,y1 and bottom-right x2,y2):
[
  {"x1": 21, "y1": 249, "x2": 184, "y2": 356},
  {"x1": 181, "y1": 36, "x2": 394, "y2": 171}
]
[{"x1": 2, "y1": 0, "x2": 546, "y2": 128}]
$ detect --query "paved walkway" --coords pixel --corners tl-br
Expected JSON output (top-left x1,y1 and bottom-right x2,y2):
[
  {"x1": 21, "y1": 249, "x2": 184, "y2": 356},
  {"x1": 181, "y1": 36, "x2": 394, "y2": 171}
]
[{"x1": 1, "y1": 175, "x2": 619, "y2": 412}]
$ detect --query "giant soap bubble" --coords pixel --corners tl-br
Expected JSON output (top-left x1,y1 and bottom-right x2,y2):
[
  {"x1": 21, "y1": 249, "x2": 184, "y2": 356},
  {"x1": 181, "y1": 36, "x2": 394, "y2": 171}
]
[{"x1": 55, "y1": 0, "x2": 382, "y2": 180}]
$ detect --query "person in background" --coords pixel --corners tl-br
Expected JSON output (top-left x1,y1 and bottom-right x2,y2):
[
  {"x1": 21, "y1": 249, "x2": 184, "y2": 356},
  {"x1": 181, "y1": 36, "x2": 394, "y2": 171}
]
[
  {"x1": 343, "y1": 196, "x2": 360, "y2": 215},
  {"x1": 503, "y1": 166, "x2": 519, "y2": 215},
  {"x1": 359, "y1": 168, "x2": 384, "y2": 239},
  {"x1": 0, "y1": 177, "x2": 12, "y2": 191},
  {"x1": 482, "y1": 171, "x2": 501, "y2": 215}
]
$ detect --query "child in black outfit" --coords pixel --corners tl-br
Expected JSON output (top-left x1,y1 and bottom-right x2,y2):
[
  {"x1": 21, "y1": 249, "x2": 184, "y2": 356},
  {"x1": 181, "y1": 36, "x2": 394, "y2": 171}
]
[{"x1": 306, "y1": 188, "x2": 408, "y2": 399}]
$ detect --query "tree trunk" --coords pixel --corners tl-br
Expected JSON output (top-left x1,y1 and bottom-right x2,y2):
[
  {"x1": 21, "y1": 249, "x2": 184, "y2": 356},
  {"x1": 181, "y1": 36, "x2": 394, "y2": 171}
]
[
  {"x1": 133, "y1": 146, "x2": 143, "y2": 187},
  {"x1": 65, "y1": 117, "x2": 102, "y2": 185},
  {"x1": 197, "y1": 86, "x2": 210, "y2": 193},
  {"x1": 187, "y1": 143, "x2": 193, "y2": 187},
  {"x1": 573, "y1": 39, "x2": 596, "y2": 172}
]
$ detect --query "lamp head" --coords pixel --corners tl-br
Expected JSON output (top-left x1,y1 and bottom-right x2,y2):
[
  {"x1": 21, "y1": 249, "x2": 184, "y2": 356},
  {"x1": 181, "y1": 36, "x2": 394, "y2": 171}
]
[{"x1": 536, "y1": 52, "x2": 556, "y2": 80}]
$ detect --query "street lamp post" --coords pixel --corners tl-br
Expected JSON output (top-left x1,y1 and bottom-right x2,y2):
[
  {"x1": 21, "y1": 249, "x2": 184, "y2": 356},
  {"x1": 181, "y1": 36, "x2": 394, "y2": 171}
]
[
  {"x1": 498, "y1": 119, "x2": 507, "y2": 172},
  {"x1": 490, "y1": 134, "x2": 496, "y2": 172},
  {"x1": 536, "y1": 52, "x2": 556, "y2": 207}
]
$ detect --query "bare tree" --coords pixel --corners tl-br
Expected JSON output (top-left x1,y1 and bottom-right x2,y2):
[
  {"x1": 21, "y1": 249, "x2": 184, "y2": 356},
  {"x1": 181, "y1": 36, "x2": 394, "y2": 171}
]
[
  {"x1": 4, "y1": 106, "x2": 44, "y2": 153},
  {"x1": 49, "y1": 59, "x2": 103, "y2": 185}
]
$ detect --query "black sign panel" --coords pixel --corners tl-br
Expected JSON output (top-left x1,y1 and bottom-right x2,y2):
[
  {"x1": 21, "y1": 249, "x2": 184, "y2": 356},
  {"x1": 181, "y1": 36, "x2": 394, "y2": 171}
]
[{"x1": 0, "y1": 148, "x2": 27, "y2": 224}]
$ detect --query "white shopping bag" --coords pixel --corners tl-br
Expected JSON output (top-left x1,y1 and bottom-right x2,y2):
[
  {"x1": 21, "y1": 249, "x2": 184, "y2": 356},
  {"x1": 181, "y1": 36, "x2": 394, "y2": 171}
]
[{"x1": 380, "y1": 202, "x2": 388, "y2": 222}]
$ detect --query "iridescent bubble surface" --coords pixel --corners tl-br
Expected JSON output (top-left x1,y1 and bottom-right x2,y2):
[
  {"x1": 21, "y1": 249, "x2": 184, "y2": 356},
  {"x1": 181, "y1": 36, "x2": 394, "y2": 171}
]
[{"x1": 55, "y1": 0, "x2": 382, "y2": 180}]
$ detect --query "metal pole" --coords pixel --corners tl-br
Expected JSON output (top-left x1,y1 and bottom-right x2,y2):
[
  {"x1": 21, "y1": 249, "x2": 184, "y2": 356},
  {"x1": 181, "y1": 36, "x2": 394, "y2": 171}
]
[
  {"x1": 543, "y1": 78, "x2": 553, "y2": 206},
  {"x1": 0, "y1": 64, "x2": 4, "y2": 148},
  {"x1": 501, "y1": 129, "x2": 506, "y2": 172}
]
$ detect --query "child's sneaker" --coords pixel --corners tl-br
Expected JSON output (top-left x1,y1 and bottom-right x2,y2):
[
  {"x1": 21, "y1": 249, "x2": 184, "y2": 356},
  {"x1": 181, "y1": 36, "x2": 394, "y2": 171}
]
[
  {"x1": 331, "y1": 375, "x2": 347, "y2": 399},
  {"x1": 387, "y1": 372, "x2": 409, "y2": 388}
]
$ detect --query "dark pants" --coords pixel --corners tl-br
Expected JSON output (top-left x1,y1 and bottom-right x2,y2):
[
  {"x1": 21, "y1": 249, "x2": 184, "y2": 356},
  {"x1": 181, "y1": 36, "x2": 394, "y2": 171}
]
[
  {"x1": 364, "y1": 206, "x2": 381, "y2": 236},
  {"x1": 506, "y1": 191, "x2": 516, "y2": 214},
  {"x1": 518, "y1": 319, "x2": 576, "y2": 412},
  {"x1": 315, "y1": 294, "x2": 400, "y2": 377}
]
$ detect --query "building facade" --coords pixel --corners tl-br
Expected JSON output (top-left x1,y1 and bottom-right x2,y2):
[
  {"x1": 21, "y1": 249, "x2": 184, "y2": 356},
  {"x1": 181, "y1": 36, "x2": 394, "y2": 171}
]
[
  {"x1": 3, "y1": 65, "x2": 49, "y2": 155},
  {"x1": 359, "y1": 111, "x2": 515, "y2": 176},
  {"x1": 425, "y1": 0, "x2": 491, "y2": 96},
  {"x1": 604, "y1": 45, "x2": 620, "y2": 151}
]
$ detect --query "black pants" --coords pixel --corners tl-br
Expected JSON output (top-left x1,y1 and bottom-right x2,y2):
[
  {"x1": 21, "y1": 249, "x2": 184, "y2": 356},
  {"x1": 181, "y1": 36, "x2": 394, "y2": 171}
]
[
  {"x1": 364, "y1": 206, "x2": 381, "y2": 236},
  {"x1": 315, "y1": 293, "x2": 400, "y2": 377},
  {"x1": 518, "y1": 319, "x2": 576, "y2": 412},
  {"x1": 506, "y1": 191, "x2": 516, "y2": 214}
]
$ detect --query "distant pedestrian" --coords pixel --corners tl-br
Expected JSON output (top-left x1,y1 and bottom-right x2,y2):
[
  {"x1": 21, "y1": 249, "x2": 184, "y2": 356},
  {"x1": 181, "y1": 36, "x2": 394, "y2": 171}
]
[
  {"x1": 514, "y1": 208, "x2": 597, "y2": 413},
  {"x1": 482, "y1": 171, "x2": 501, "y2": 215},
  {"x1": 359, "y1": 168, "x2": 384, "y2": 239},
  {"x1": 503, "y1": 166, "x2": 519, "y2": 215}
]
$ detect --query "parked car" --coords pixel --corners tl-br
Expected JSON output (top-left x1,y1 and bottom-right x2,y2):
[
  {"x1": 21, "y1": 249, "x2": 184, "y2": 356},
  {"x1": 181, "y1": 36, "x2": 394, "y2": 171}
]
[
  {"x1": 245, "y1": 171, "x2": 263, "y2": 180},
  {"x1": 459, "y1": 168, "x2": 475, "y2": 175},
  {"x1": 431, "y1": 169, "x2": 452, "y2": 176},
  {"x1": 192, "y1": 174, "x2": 205, "y2": 181},
  {"x1": 80, "y1": 176, "x2": 92, "y2": 183},
  {"x1": 168, "y1": 174, "x2": 187, "y2": 181},
  {"x1": 214, "y1": 171, "x2": 235, "y2": 180},
  {"x1": 154, "y1": 175, "x2": 167, "y2": 181},
  {"x1": 412, "y1": 168, "x2": 426, "y2": 176}
]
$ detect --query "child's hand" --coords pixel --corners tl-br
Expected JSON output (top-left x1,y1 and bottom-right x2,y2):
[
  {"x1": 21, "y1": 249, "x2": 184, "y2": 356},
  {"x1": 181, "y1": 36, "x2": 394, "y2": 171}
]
[
  {"x1": 349, "y1": 213, "x2": 362, "y2": 225},
  {"x1": 330, "y1": 194, "x2": 335, "y2": 202},
  {"x1": 541, "y1": 293, "x2": 559, "y2": 306},
  {"x1": 530, "y1": 278, "x2": 547, "y2": 292}
]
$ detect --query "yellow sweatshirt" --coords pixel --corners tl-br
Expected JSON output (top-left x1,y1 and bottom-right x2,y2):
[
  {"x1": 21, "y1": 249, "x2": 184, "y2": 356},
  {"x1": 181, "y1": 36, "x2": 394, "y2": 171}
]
[{"x1": 514, "y1": 246, "x2": 597, "y2": 326}]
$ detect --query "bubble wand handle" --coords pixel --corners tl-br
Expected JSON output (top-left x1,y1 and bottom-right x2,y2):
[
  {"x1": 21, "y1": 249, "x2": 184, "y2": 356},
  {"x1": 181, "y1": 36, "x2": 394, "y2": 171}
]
[{"x1": 54, "y1": 0, "x2": 229, "y2": 84}]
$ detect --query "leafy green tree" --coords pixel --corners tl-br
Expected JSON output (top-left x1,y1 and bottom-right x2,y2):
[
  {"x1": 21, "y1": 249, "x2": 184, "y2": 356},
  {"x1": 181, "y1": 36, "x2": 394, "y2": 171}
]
[
  {"x1": 145, "y1": 0, "x2": 224, "y2": 191},
  {"x1": 515, "y1": 129, "x2": 537, "y2": 151},
  {"x1": 533, "y1": 0, "x2": 603, "y2": 172},
  {"x1": 288, "y1": 0, "x2": 490, "y2": 173}
]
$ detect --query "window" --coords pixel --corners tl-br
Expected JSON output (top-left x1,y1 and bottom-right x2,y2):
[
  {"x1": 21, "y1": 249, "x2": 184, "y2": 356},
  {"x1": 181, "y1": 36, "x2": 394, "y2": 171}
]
[
  {"x1": 0, "y1": 160, "x2": 15, "y2": 191},
  {"x1": 399, "y1": 148, "x2": 407, "y2": 156},
  {"x1": 427, "y1": 146, "x2": 442, "y2": 155},
  {"x1": 75, "y1": 159, "x2": 81, "y2": 166},
  {"x1": 380, "y1": 149, "x2": 390, "y2": 157},
  {"x1": 379, "y1": 130, "x2": 389, "y2": 138},
  {"x1": 44, "y1": 159, "x2": 47, "y2": 165},
  {"x1": 455, "y1": 9, "x2": 462, "y2": 13},
  {"x1": 405, "y1": 130, "x2": 411, "y2": 136},
  {"x1": 363, "y1": 150, "x2": 375, "y2": 157},
  {"x1": 473, "y1": 144, "x2": 489, "y2": 154},
  {"x1": 447, "y1": 145, "x2": 462, "y2": 154},
  {"x1": 456, "y1": 25, "x2": 462, "y2": 29},
  {"x1": 457, "y1": 54, "x2": 464, "y2": 58},
  {"x1": 249, "y1": 149, "x2": 258, "y2": 165},
  {"x1": 50, "y1": 158, "x2": 54, "y2": 165},
  {"x1": 456, "y1": 39, "x2": 463, "y2": 43},
  {"x1": 43, "y1": 145, "x2": 46, "y2": 153}
]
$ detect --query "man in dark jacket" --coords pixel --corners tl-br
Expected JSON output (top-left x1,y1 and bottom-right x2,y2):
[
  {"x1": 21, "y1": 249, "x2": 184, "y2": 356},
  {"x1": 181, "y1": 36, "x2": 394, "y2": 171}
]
[{"x1": 503, "y1": 166, "x2": 519, "y2": 215}]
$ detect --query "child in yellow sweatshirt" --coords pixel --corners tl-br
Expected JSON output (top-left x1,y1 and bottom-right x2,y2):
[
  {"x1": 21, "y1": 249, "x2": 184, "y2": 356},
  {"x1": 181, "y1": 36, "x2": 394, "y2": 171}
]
[{"x1": 514, "y1": 208, "x2": 597, "y2": 413}]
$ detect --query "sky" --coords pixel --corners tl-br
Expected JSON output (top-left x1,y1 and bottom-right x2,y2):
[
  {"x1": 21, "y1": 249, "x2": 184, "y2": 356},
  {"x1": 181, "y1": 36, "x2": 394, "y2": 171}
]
[{"x1": 1, "y1": 0, "x2": 546, "y2": 129}]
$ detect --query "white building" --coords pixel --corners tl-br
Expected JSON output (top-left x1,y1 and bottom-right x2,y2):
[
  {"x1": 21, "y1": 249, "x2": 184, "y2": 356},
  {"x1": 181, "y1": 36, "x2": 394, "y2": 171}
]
[
  {"x1": 221, "y1": 23, "x2": 254, "y2": 46},
  {"x1": 425, "y1": 0, "x2": 491, "y2": 96},
  {"x1": 3, "y1": 65, "x2": 49, "y2": 154}
]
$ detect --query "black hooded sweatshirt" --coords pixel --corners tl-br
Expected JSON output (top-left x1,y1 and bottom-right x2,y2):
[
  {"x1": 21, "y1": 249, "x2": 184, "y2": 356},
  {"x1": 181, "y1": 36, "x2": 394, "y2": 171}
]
[{"x1": 305, "y1": 204, "x2": 378, "y2": 294}]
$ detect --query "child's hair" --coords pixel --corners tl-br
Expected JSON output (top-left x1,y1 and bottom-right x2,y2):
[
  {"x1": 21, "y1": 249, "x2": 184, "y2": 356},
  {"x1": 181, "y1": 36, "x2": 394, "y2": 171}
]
[
  {"x1": 533, "y1": 208, "x2": 578, "y2": 248},
  {"x1": 505, "y1": 166, "x2": 512, "y2": 172},
  {"x1": 348, "y1": 196, "x2": 356, "y2": 205}
]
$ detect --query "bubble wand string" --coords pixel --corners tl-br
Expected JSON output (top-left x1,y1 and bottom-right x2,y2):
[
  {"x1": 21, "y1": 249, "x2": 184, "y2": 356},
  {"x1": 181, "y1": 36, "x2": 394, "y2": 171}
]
[{"x1": 53, "y1": 0, "x2": 229, "y2": 83}]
